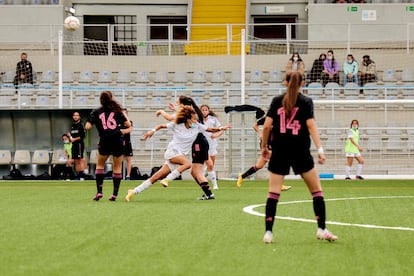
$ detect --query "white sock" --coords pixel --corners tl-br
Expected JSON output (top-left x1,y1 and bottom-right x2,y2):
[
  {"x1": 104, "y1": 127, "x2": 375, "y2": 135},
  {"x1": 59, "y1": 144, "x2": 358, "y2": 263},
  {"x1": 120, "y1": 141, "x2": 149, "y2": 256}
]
[
  {"x1": 208, "y1": 171, "x2": 218, "y2": 187},
  {"x1": 134, "y1": 179, "x2": 152, "y2": 194},
  {"x1": 166, "y1": 169, "x2": 181, "y2": 181},
  {"x1": 345, "y1": 166, "x2": 351, "y2": 177},
  {"x1": 356, "y1": 164, "x2": 363, "y2": 176}
]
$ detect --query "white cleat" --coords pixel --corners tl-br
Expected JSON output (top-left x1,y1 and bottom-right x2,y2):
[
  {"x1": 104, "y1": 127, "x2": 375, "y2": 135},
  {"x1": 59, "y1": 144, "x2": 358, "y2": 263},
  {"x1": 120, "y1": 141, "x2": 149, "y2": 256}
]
[
  {"x1": 125, "y1": 189, "x2": 135, "y2": 202},
  {"x1": 263, "y1": 231, "x2": 273, "y2": 244},
  {"x1": 160, "y1": 178, "x2": 169, "y2": 188},
  {"x1": 317, "y1": 228, "x2": 338, "y2": 242}
]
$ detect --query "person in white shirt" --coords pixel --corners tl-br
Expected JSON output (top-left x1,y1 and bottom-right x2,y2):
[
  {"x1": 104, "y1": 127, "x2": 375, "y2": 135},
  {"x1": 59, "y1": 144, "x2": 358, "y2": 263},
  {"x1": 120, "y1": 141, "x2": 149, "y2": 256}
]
[
  {"x1": 200, "y1": 104, "x2": 223, "y2": 190},
  {"x1": 125, "y1": 105, "x2": 230, "y2": 202}
]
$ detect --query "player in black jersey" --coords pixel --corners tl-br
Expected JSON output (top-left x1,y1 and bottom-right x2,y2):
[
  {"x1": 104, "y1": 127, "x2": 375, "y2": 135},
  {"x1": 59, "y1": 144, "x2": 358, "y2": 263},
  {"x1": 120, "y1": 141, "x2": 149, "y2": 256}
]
[
  {"x1": 70, "y1": 111, "x2": 88, "y2": 180},
  {"x1": 261, "y1": 72, "x2": 338, "y2": 243},
  {"x1": 85, "y1": 91, "x2": 132, "y2": 201}
]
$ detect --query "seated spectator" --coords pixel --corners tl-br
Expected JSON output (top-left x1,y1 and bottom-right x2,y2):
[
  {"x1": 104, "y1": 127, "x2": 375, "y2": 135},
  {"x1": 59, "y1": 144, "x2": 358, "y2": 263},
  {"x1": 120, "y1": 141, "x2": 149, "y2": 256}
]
[
  {"x1": 13, "y1": 52, "x2": 34, "y2": 89},
  {"x1": 358, "y1": 55, "x2": 376, "y2": 87},
  {"x1": 322, "y1": 49, "x2": 340, "y2": 86},
  {"x1": 285, "y1": 52, "x2": 305, "y2": 79},
  {"x1": 343, "y1": 54, "x2": 359, "y2": 86},
  {"x1": 308, "y1": 53, "x2": 326, "y2": 84}
]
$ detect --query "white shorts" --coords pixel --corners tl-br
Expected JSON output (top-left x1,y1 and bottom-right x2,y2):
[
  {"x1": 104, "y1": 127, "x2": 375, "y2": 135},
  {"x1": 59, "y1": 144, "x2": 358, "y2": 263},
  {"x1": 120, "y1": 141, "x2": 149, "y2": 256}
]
[
  {"x1": 345, "y1": 152, "x2": 361, "y2": 158},
  {"x1": 165, "y1": 160, "x2": 179, "y2": 172},
  {"x1": 208, "y1": 145, "x2": 218, "y2": 156},
  {"x1": 164, "y1": 147, "x2": 184, "y2": 160}
]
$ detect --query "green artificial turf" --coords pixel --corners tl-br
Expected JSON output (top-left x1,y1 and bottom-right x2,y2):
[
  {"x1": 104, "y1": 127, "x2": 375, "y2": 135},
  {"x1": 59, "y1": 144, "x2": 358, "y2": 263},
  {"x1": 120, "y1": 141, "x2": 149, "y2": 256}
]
[{"x1": 0, "y1": 179, "x2": 413, "y2": 276}]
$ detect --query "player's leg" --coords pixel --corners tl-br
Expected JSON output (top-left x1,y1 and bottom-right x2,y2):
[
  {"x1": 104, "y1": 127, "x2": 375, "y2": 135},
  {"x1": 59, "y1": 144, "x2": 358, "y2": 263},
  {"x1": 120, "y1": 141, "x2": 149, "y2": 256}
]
[
  {"x1": 301, "y1": 168, "x2": 337, "y2": 242},
  {"x1": 93, "y1": 153, "x2": 109, "y2": 201},
  {"x1": 355, "y1": 155, "x2": 364, "y2": 180},
  {"x1": 191, "y1": 162, "x2": 215, "y2": 200},
  {"x1": 160, "y1": 155, "x2": 191, "y2": 187},
  {"x1": 345, "y1": 155, "x2": 354, "y2": 180}
]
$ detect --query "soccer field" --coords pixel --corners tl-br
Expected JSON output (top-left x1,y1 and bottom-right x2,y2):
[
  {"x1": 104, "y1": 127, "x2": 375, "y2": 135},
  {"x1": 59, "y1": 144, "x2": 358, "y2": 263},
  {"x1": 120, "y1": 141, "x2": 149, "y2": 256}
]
[{"x1": 1, "y1": 179, "x2": 413, "y2": 276}]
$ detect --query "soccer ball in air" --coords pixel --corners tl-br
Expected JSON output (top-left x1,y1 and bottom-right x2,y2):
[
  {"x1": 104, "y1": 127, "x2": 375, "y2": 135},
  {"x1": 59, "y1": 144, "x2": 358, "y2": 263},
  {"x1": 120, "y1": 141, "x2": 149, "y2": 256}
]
[{"x1": 64, "y1": 16, "x2": 80, "y2": 31}]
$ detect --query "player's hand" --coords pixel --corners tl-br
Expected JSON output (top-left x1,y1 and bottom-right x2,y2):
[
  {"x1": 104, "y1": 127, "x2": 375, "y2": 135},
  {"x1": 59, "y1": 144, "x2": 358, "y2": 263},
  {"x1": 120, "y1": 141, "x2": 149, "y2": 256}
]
[
  {"x1": 318, "y1": 153, "x2": 326, "y2": 164},
  {"x1": 143, "y1": 131, "x2": 154, "y2": 140},
  {"x1": 261, "y1": 147, "x2": 270, "y2": 161},
  {"x1": 155, "y1": 110, "x2": 163, "y2": 117},
  {"x1": 168, "y1": 103, "x2": 176, "y2": 110}
]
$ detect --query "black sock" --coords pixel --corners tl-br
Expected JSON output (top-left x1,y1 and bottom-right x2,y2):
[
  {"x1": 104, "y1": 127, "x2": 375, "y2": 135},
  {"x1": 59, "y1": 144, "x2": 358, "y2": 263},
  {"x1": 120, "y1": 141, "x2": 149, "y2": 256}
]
[
  {"x1": 242, "y1": 166, "x2": 257, "y2": 179},
  {"x1": 65, "y1": 166, "x2": 73, "y2": 178},
  {"x1": 112, "y1": 173, "x2": 122, "y2": 196},
  {"x1": 95, "y1": 170, "x2": 105, "y2": 194},
  {"x1": 265, "y1": 193, "x2": 280, "y2": 232},
  {"x1": 199, "y1": 181, "x2": 212, "y2": 196},
  {"x1": 313, "y1": 195, "x2": 326, "y2": 229}
]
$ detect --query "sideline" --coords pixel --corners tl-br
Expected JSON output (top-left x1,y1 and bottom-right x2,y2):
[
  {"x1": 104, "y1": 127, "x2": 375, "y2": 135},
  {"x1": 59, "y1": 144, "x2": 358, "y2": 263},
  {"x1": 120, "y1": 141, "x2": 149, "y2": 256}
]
[{"x1": 243, "y1": 196, "x2": 414, "y2": 232}]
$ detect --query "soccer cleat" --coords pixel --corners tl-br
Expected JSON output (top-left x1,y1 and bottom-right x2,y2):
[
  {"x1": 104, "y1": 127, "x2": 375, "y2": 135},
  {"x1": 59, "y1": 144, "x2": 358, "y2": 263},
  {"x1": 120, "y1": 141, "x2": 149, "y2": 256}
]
[
  {"x1": 197, "y1": 194, "x2": 215, "y2": 200},
  {"x1": 93, "y1": 193, "x2": 103, "y2": 201},
  {"x1": 125, "y1": 176, "x2": 131, "y2": 181},
  {"x1": 237, "y1": 174, "x2": 243, "y2": 188},
  {"x1": 263, "y1": 231, "x2": 273, "y2": 244},
  {"x1": 125, "y1": 190, "x2": 135, "y2": 202},
  {"x1": 281, "y1": 185, "x2": 292, "y2": 191},
  {"x1": 317, "y1": 228, "x2": 338, "y2": 242},
  {"x1": 160, "y1": 178, "x2": 169, "y2": 188},
  {"x1": 108, "y1": 195, "x2": 117, "y2": 201},
  {"x1": 356, "y1": 175, "x2": 364, "y2": 180},
  {"x1": 345, "y1": 177, "x2": 351, "y2": 180}
]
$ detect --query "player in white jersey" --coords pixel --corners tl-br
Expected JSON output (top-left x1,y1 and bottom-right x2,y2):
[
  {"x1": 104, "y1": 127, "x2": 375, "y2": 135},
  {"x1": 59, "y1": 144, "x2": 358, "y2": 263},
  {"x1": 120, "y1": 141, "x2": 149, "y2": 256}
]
[
  {"x1": 201, "y1": 105, "x2": 223, "y2": 190},
  {"x1": 125, "y1": 106, "x2": 230, "y2": 202}
]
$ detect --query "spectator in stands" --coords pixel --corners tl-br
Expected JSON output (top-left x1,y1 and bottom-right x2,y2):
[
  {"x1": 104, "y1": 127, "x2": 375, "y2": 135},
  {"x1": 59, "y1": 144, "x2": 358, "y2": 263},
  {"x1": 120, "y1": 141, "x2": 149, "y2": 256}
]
[
  {"x1": 322, "y1": 49, "x2": 340, "y2": 86},
  {"x1": 62, "y1": 133, "x2": 74, "y2": 180},
  {"x1": 358, "y1": 55, "x2": 376, "y2": 87},
  {"x1": 343, "y1": 54, "x2": 359, "y2": 86},
  {"x1": 200, "y1": 104, "x2": 223, "y2": 190},
  {"x1": 13, "y1": 52, "x2": 34, "y2": 89},
  {"x1": 85, "y1": 91, "x2": 132, "y2": 201},
  {"x1": 285, "y1": 52, "x2": 305, "y2": 79},
  {"x1": 344, "y1": 119, "x2": 364, "y2": 180},
  {"x1": 308, "y1": 53, "x2": 326, "y2": 84},
  {"x1": 121, "y1": 108, "x2": 133, "y2": 180}
]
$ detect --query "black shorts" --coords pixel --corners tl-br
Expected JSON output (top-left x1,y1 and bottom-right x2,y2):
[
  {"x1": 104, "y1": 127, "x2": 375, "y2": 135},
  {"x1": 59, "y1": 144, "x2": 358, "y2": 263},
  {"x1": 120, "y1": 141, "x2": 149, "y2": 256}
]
[
  {"x1": 192, "y1": 133, "x2": 209, "y2": 164},
  {"x1": 98, "y1": 137, "x2": 124, "y2": 157},
  {"x1": 268, "y1": 148, "x2": 314, "y2": 175},
  {"x1": 71, "y1": 142, "x2": 84, "y2": 159},
  {"x1": 124, "y1": 141, "x2": 133, "y2": 156}
]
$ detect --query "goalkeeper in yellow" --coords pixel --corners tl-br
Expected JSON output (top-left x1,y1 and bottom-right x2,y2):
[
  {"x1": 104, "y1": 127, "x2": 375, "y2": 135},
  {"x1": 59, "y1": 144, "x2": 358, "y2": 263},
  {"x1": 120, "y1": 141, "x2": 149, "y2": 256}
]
[{"x1": 345, "y1": 119, "x2": 364, "y2": 180}]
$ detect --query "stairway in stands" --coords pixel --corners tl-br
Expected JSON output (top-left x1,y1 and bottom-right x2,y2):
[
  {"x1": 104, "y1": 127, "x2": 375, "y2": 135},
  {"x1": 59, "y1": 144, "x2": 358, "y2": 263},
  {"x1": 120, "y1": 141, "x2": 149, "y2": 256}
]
[{"x1": 184, "y1": 0, "x2": 249, "y2": 55}]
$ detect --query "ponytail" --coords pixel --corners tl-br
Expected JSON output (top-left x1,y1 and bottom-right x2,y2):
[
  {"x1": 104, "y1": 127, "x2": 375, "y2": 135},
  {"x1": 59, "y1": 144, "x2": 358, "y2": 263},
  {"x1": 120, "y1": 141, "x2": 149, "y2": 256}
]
[{"x1": 282, "y1": 72, "x2": 302, "y2": 117}]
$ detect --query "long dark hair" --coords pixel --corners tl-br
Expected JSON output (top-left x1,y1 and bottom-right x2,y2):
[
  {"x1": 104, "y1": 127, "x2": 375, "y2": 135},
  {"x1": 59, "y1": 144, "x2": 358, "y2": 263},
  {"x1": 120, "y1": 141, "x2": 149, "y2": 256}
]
[
  {"x1": 282, "y1": 72, "x2": 302, "y2": 118},
  {"x1": 178, "y1": 95, "x2": 203, "y2": 123},
  {"x1": 100, "y1": 90, "x2": 122, "y2": 113}
]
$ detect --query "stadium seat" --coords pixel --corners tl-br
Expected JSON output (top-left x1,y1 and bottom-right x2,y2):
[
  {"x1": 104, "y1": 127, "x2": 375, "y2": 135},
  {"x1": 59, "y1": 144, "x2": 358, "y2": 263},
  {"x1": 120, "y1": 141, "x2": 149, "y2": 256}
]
[
  {"x1": 79, "y1": 70, "x2": 94, "y2": 84},
  {"x1": 211, "y1": 70, "x2": 226, "y2": 84},
  {"x1": 172, "y1": 71, "x2": 187, "y2": 86},
  {"x1": 192, "y1": 70, "x2": 207, "y2": 84},
  {"x1": 51, "y1": 149, "x2": 67, "y2": 165},
  {"x1": 307, "y1": 82, "x2": 324, "y2": 99},
  {"x1": 268, "y1": 70, "x2": 282, "y2": 83},
  {"x1": 62, "y1": 71, "x2": 74, "y2": 83},
  {"x1": 343, "y1": 82, "x2": 360, "y2": 96},
  {"x1": 117, "y1": 70, "x2": 132, "y2": 84},
  {"x1": 0, "y1": 150, "x2": 12, "y2": 170},
  {"x1": 13, "y1": 150, "x2": 31, "y2": 165},
  {"x1": 40, "y1": 70, "x2": 55, "y2": 83},
  {"x1": 324, "y1": 82, "x2": 340, "y2": 96},
  {"x1": 154, "y1": 71, "x2": 170, "y2": 86},
  {"x1": 249, "y1": 70, "x2": 263, "y2": 83},
  {"x1": 32, "y1": 150, "x2": 50, "y2": 165},
  {"x1": 401, "y1": 69, "x2": 414, "y2": 84},
  {"x1": 0, "y1": 89, "x2": 17, "y2": 107},
  {"x1": 97, "y1": 70, "x2": 113, "y2": 84},
  {"x1": 135, "y1": 71, "x2": 150, "y2": 86},
  {"x1": 382, "y1": 69, "x2": 397, "y2": 83}
]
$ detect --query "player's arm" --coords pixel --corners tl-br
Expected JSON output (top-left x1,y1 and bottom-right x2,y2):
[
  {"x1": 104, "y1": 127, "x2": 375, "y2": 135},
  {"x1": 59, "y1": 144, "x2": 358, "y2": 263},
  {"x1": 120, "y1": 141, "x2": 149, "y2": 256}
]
[
  {"x1": 206, "y1": 124, "x2": 231, "y2": 133},
  {"x1": 155, "y1": 110, "x2": 174, "y2": 121},
  {"x1": 260, "y1": 116, "x2": 272, "y2": 161},
  {"x1": 307, "y1": 118, "x2": 325, "y2": 164},
  {"x1": 143, "y1": 124, "x2": 167, "y2": 140},
  {"x1": 84, "y1": 121, "x2": 92, "y2": 131}
]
